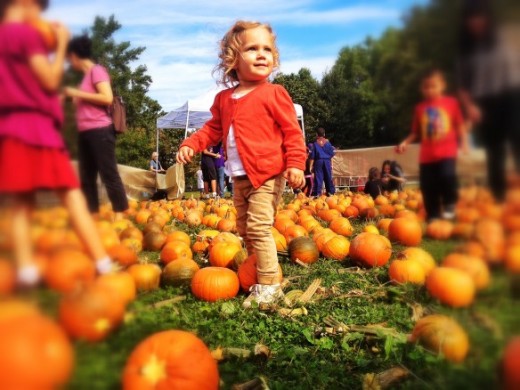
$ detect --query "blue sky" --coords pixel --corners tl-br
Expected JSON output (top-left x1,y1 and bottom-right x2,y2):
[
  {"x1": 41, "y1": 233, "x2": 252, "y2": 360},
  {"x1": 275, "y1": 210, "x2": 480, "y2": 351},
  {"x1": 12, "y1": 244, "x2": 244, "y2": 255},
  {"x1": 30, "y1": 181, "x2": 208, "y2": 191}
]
[{"x1": 47, "y1": 0, "x2": 428, "y2": 111}]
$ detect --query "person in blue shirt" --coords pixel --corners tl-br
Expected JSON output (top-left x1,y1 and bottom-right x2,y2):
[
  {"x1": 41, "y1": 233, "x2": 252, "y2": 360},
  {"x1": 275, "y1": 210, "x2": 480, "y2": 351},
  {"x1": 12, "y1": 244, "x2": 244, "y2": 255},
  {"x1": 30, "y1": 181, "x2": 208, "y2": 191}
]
[
  {"x1": 310, "y1": 128, "x2": 336, "y2": 197},
  {"x1": 150, "y1": 152, "x2": 165, "y2": 173}
]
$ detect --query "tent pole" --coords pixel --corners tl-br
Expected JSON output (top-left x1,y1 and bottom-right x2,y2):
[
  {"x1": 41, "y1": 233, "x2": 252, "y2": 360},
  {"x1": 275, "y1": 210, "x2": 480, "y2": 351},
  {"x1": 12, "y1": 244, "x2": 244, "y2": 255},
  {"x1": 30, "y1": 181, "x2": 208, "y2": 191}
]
[{"x1": 184, "y1": 101, "x2": 190, "y2": 140}]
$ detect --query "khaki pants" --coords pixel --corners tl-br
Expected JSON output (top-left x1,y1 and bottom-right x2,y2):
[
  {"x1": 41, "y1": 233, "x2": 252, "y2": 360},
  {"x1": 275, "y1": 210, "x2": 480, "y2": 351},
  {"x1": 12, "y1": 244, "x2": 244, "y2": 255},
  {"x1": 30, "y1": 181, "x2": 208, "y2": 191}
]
[{"x1": 233, "y1": 174, "x2": 285, "y2": 285}]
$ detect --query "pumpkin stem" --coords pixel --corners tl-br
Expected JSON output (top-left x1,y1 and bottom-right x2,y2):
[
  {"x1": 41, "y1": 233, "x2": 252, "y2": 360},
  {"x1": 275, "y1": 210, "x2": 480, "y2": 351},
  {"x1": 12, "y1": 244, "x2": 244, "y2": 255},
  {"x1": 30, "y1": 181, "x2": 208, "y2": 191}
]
[
  {"x1": 140, "y1": 354, "x2": 167, "y2": 385},
  {"x1": 232, "y1": 376, "x2": 269, "y2": 390}
]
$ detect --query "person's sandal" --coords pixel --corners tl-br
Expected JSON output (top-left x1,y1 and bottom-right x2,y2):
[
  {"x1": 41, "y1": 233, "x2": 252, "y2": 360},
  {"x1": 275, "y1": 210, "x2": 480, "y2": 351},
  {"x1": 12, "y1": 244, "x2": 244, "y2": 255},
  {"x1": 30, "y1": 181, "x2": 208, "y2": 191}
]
[{"x1": 242, "y1": 284, "x2": 284, "y2": 309}]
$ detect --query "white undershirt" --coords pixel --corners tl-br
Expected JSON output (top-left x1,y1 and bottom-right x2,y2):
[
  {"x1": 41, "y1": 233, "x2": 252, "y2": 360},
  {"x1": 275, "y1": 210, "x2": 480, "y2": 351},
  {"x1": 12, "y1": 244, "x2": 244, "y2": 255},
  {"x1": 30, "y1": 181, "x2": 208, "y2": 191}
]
[{"x1": 225, "y1": 124, "x2": 246, "y2": 177}]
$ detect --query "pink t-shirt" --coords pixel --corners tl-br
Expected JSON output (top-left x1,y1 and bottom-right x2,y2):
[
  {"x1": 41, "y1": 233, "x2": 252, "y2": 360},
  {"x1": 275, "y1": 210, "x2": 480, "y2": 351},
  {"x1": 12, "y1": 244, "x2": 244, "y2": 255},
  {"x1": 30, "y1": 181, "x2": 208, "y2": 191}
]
[
  {"x1": 0, "y1": 23, "x2": 65, "y2": 149},
  {"x1": 76, "y1": 65, "x2": 112, "y2": 131}
]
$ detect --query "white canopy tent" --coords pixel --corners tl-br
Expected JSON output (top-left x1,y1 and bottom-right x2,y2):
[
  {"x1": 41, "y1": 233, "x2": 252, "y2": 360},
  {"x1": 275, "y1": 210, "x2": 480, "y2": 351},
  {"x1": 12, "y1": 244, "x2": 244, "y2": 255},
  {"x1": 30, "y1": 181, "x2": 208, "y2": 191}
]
[{"x1": 155, "y1": 87, "x2": 305, "y2": 153}]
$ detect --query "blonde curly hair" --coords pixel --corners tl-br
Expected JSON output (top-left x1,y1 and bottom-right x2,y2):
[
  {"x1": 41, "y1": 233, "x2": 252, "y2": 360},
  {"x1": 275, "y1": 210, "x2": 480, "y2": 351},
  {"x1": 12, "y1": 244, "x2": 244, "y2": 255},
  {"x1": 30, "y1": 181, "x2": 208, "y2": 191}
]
[{"x1": 214, "y1": 21, "x2": 280, "y2": 87}]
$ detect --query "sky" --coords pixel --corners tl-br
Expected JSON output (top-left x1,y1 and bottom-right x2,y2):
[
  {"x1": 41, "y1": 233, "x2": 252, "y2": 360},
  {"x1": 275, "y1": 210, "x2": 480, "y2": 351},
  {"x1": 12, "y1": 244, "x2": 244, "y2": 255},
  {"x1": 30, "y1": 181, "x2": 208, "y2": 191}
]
[{"x1": 47, "y1": 0, "x2": 428, "y2": 112}]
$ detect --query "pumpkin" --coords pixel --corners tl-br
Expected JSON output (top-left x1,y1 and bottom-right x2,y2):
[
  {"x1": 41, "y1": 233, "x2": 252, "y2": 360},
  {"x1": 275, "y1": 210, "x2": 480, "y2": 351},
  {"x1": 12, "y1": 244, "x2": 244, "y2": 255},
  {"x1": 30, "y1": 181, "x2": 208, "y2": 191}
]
[
  {"x1": 377, "y1": 218, "x2": 393, "y2": 233},
  {"x1": 378, "y1": 204, "x2": 396, "y2": 218},
  {"x1": 143, "y1": 222, "x2": 163, "y2": 236},
  {"x1": 342, "y1": 205, "x2": 359, "y2": 218},
  {"x1": 231, "y1": 249, "x2": 248, "y2": 270},
  {"x1": 237, "y1": 255, "x2": 283, "y2": 291},
  {"x1": 409, "y1": 314, "x2": 469, "y2": 363},
  {"x1": 127, "y1": 264, "x2": 161, "y2": 291},
  {"x1": 317, "y1": 209, "x2": 342, "y2": 223},
  {"x1": 217, "y1": 218, "x2": 237, "y2": 233},
  {"x1": 185, "y1": 211, "x2": 202, "y2": 227},
  {"x1": 299, "y1": 217, "x2": 322, "y2": 234},
  {"x1": 44, "y1": 249, "x2": 96, "y2": 294},
  {"x1": 474, "y1": 219, "x2": 505, "y2": 264},
  {"x1": 313, "y1": 228, "x2": 336, "y2": 252},
  {"x1": 208, "y1": 232, "x2": 241, "y2": 251},
  {"x1": 456, "y1": 241, "x2": 487, "y2": 259},
  {"x1": 28, "y1": 18, "x2": 57, "y2": 51},
  {"x1": 160, "y1": 241, "x2": 193, "y2": 265},
  {"x1": 442, "y1": 253, "x2": 490, "y2": 290},
  {"x1": 426, "y1": 220, "x2": 454, "y2": 240},
  {"x1": 273, "y1": 231, "x2": 288, "y2": 252},
  {"x1": 143, "y1": 232, "x2": 167, "y2": 251},
  {"x1": 321, "y1": 235, "x2": 350, "y2": 261},
  {"x1": 359, "y1": 207, "x2": 380, "y2": 220},
  {"x1": 0, "y1": 258, "x2": 16, "y2": 295},
  {"x1": 505, "y1": 245, "x2": 520, "y2": 273},
  {"x1": 122, "y1": 330, "x2": 219, "y2": 390},
  {"x1": 388, "y1": 217, "x2": 423, "y2": 246},
  {"x1": 192, "y1": 237, "x2": 210, "y2": 255},
  {"x1": 451, "y1": 223, "x2": 475, "y2": 239},
  {"x1": 0, "y1": 312, "x2": 74, "y2": 389},
  {"x1": 209, "y1": 242, "x2": 242, "y2": 268},
  {"x1": 501, "y1": 337, "x2": 520, "y2": 390},
  {"x1": 273, "y1": 217, "x2": 295, "y2": 235},
  {"x1": 95, "y1": 272, "x2": 137, "y2": 305},
  {"x1": 278, "y1": 209, "x2": 298, "y2": 222},
  {"x1": 426, "y1": 267, "x2": 475, "y2": 307},
  {"x1": 363, "y1": 224, "x2": 379, "y2": 234},
  {"x1": 329, "y1": 217, "x2": 353, "y2": 236},
  {"x1": 283, "y1": 224, "x2": 308, "y2": 244},
  {"x1": 388, "y1": 259, "x2": 426, "y2": 284},
  {"x1": 164, "y1": 231, "x2": 190, "y2": 247},
  {"x1": 397, "y1": 247, "x2": 436, "y2": 275},
  {"x1": 191, "y1": 267, "x2": 239, "y2": 302},
  {"x1": 35, "y1": 228, "x2": 69, "y2": 253},
  {"x1": 162, "y1": 259, "x2": 200, "y2": 287},
  {"x1": 349, "y1": 232, "x2": 392, "y2": 267},
  {"x1": 58, "y1": 284, "x2": 126, "y2": 342},
  {"x1": 288, "y1": 236, "x2": 320, "y2": 265},
  {"x1": 108, "y1": 244, "x2": 138, "y2": 267}
]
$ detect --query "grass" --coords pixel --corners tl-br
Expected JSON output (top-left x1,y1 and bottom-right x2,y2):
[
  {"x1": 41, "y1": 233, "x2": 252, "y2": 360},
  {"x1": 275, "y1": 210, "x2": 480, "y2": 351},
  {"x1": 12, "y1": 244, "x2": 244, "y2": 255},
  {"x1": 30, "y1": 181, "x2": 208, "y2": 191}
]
[{"x1": 25, "y1": 218, "x2": 520, "y2": 390}]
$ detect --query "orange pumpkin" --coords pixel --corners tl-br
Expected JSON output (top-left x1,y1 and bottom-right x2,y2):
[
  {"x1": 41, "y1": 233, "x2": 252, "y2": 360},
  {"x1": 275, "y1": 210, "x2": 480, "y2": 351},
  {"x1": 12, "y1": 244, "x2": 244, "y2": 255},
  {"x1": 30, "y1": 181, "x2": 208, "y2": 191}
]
[
  {"x1": 127, "y1": 264, "x2": 161, "y2": 291},
  {"x1": 95, "y1": 272, "x2": 137, "y2": 305},
  {"x1": 162, "y1": 259, "x2": 200, "y2": 287},
  {"x1": 502, "y1": 337, "x2": 520, "y2": 390},
  {"x1": 426, "y1": 267, "x2": 475, "y2": 307},
  {"x1": 474, "y1": 219, "x2": 505, "y2": 264},
  {"x1": 44, "y1": 249, "x2": 96, "y2": 294},
  {"x1": 108, "y1": 244, "x2": 138, "y2": 267},
  {"x1": 0, "y1": 258, "x2": 16, "y2": 295},
  {"x1": 426, "y1": 220, "x2": 454, "y2": 240},
  {"x1": 388, "y1": 259, "x2": 426, "y2": 284},
  {"x1": 329, "y1": 217, "x2": 353, "y2": 237},
  {"x1": 410, "y1": 314, "x2": 469, "y2": 363},
  {"x1": 208, "y1": 232, "x2": 241, "y2": 251},
  {"x1": 237, "y1": 255, "x2": 283, "y2": 291},
  {"x1": 143, "y1": 232, "x2": 167, "y2": 252},
  {"x1": 192, "y1": 237, "x2": 210, "y2": 255},
  {"x1": 0, "y1": 312, "x2": 74, "y2": 389},
  {"x1": 209, "y1": 242, "x2": 242, "y2": 268},
  {"x1": 288, "y1": 236, "x2": 320, "y2": 265},
  {"x1": 388, "y1": 217, "x2": 423, "y2": 246},
  {"x1": 342, "y1": 205, "x2": 359, "y2": 218},
  {"x1": 442, "y1": 253, "x2": 490, "y2": 290},
  {"x1": 313, "y1": 228, "x2": 336, "y2": 252},
  {"x1": 317, "y1": 209, "x2": 342, "y2": 223},
  {"x1": 273, "y1": 231, "x2": 288, "y2": 252},
  {"x1": 165, "y1": 230, "x2": 192, "y2": 247},
  {"x1": 377, "y1": 218, "x2": 393, "y2": 233},
  {"x1": 185, "y1": 211, "x2": 202, "y2": 227},
  {"x1": 191, "y1": 267, "x2": 240, "y2": 302},
  {"x1": 58, "y1": 284, "x2": 126, "y2": 342},
  {"x1": 504, "y1": 245, "x2": 520, "y2": 273},
  {"x1": 28, "y1": 19, "x2": 57, "y2": 51},
  {"x1": 160, "y1": 241, "x2": 193, "y2": 265},
  {"x1": 217, "y1": 218, "x2": 237, "y2": 233},
  {"x1": 321, "y1": 235, "x2": 350, "y2": 261},
  {"x1": 273, "y1": 217, "x2": 295, "y2": 235},
  {"x1": 122, "y1": 330, "x2": 219, "y2": 390},
  {"x1": 349, "y1": 232, "x2": 392, "y2": 267},
  {"x1": 283, "y1": 224, "x2": 308, "y2": 244},
  {"x1": 397, "y1": 247, "x2": 436, "y2": 275},
  {"x1": 135, "y1": 209, "x2": 153, "y2": 225}
]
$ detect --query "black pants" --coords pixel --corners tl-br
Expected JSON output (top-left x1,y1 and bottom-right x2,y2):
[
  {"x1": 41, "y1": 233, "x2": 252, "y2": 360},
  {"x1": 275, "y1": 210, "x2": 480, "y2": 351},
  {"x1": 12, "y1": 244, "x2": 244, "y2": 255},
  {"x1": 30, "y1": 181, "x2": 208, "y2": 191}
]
[
  {"x1": 78, "y1": 127, "x2": 128, "y2": 213},
  {"x1": 478, "y1": 90, "x2": 520, "y2": 201},
  {"x1": 420, "y1": 159, "x2": 458, "y2": 220}
]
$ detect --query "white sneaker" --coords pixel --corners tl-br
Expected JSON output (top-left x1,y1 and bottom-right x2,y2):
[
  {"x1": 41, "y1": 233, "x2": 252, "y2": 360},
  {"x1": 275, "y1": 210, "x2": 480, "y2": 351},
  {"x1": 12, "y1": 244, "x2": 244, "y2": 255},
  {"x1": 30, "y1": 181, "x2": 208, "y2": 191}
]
[
  {"x1": 442, "y1": 205, "x2": 456, "y2": 220},
  {"x1": 96, "y1": 257, "x2": 114, "y2": 274},
  {"x1": 17, "y1": 264, "x2": 41, "y2": 286},
  {"x1": 243, "y1": 284, "x2": 284, "y2": 309}
]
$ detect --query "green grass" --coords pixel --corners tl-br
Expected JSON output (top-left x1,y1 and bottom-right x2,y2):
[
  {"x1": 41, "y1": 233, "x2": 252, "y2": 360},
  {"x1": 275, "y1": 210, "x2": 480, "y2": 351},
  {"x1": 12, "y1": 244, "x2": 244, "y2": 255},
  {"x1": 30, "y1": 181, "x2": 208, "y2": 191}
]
[{"x1": 25, "y1": 219, "x2": 520, "y2": 390}]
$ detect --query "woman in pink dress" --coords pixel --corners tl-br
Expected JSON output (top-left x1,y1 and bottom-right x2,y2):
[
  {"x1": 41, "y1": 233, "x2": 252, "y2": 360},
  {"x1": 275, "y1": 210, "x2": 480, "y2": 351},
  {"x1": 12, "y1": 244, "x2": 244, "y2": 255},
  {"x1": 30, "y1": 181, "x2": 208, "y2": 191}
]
[{"x1": 0, "y1": 0, "x2": 113, "y2": 285}]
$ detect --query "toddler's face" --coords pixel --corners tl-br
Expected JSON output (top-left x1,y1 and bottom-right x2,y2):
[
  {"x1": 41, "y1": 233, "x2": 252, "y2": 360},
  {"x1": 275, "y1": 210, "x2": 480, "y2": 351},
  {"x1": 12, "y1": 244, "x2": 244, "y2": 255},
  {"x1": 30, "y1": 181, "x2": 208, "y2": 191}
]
[
  {"x1": 421, "y1": 75, "x2": 445, "y2": 100},
  {"x1": 235, "y1": 27, "x2": 274, "y2": 83}
]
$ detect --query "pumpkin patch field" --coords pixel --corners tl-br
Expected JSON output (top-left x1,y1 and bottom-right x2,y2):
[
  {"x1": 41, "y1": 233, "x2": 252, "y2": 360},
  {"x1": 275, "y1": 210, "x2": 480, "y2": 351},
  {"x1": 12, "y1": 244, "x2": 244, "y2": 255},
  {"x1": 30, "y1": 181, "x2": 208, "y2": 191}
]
[{"x1": 0, "y1": 186, "x2": 519, "y2": 389}]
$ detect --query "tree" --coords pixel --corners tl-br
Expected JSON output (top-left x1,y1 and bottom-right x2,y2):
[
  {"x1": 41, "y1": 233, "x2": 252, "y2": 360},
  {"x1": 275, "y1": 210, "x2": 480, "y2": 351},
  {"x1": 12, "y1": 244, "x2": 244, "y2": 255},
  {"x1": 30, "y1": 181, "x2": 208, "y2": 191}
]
[
  {"x1": 63, "y1": 15, "x2": 165, "y2": 167},
  {"x1": 273, "y1": 68, "x2": 330, "y2": 144}
]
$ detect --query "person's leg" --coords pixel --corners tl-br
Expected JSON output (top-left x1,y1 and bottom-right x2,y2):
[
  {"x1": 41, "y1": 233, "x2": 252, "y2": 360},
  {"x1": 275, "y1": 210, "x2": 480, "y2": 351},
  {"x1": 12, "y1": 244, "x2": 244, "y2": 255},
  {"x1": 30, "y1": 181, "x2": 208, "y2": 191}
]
[
  {"x1": 217, "y1": 167, "x2": 225, "y2": 197},
  {"x1": 420, "y1": 162, "x2": 441, "y2": 221},
  {"x1": 312, "y1": 160, "x2": 324, "y2": 197},
  {"x1": 479, "y1": 96, "x2": 508, "y2": 201},
  {"x1": 210, "y1": 180, "x2": 217, "y2": 195},
  {"x1": 438, "y1": 158, "x2": 458, "y2": 218},
  {"x1": 78, "y1": 131, "x2": 100, "y2": 213},
  {"x1": 57, "y1": 188, "x2": 112, "y2": 273},
  {"x1": 12, "y1": 194, "x2": 39, "y2": 285},
  {"x1": 323, "y1": 160, "x2": 335, "y2": 195},
  {"x1": 506, "y1": 90, "x2": 520, "y2": 173},
  {"x1": 93, "y1": 129, "x2": 128, "y2": 214},
  {"x1": 233, "y1": 179, "x2": 254, "y2": 256}
]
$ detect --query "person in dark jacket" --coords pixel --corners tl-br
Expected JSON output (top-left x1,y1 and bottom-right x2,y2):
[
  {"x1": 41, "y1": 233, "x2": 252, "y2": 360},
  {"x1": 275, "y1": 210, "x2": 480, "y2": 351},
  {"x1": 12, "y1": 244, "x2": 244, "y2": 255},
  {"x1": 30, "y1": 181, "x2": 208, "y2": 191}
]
[
  {"x1": 310, "y1": 128, "x2": 335, "y2": 197},
  {"x1": 364, "y1": 167, "x2": 383, "y2": 199}
]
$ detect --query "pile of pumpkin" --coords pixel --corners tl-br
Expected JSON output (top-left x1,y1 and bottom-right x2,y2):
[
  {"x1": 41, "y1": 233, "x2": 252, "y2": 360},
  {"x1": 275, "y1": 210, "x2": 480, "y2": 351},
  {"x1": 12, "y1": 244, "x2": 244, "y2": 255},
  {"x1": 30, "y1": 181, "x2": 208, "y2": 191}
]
[{"x1": 0, "y1": 183, "x2": 519, "y2": 389}]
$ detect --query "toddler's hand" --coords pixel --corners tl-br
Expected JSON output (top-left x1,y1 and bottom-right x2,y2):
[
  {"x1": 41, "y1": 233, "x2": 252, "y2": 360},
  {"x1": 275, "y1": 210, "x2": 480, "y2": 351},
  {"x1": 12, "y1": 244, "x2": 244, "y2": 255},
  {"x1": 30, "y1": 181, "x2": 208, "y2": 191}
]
[
  {"x1": 177, "y1": 147, "x2": 194, "y2": 164},
  {"x1": 284, "y1": 168, "x2": 304, "y2": 189}
]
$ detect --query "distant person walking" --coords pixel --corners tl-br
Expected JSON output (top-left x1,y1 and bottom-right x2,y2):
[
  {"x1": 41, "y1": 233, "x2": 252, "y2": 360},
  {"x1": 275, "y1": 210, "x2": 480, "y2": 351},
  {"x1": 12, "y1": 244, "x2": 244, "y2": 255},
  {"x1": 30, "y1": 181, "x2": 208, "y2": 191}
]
[
  {"x1": 65, "y1": 35, "x2": 128, "y2": 218},
  {"x1": 201, "y1": 145, "x2": 219, "y2": 198},
  {"x1": 149, "y1": 152, "x2": 165, "y2": 173},
  {"x1": 215, "y1": 144, "x2": 226, "y2": 197},
  {"x1": 310, "y1": 128, "x2": 335, "y2": 197}
]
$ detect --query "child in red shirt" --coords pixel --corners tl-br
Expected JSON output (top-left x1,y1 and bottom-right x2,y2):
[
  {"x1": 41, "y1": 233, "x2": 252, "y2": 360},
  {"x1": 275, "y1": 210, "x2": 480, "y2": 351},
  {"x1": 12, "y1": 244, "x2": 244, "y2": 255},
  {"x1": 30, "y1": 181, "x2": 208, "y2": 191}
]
[
  {"x1": 177, "y1": 21, "x2": 306, "y2": 308},
  {"x1": 397, "y1": 69, "x2": 469, "y2": 221},
  {"x1": 0, "y1": 0, "x2": 114, "y2": 285}
]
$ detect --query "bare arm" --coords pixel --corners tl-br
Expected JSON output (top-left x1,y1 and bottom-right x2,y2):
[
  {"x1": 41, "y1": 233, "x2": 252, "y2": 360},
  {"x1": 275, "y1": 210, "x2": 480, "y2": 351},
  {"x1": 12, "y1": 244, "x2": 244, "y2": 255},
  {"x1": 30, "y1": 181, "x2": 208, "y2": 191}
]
[
  {"x1": 396, "y1": 132, "x2": 418, "y2": 153},
  {"x1": 65, "y1": 81, "x2": 113, "y2": 106},
  {"x1": 28, "y1": 23, "x2": 69, "y2": 92}
]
